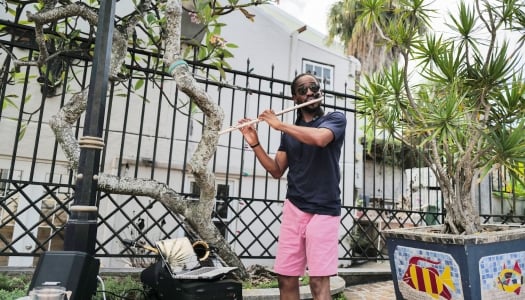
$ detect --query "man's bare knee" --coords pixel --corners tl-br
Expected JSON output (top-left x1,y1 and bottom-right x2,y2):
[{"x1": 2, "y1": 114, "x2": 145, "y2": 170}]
[
  {"x1": 309, "y1": 276, "x2": 331, "y2": 300},
  {"x1": 278, "y1": 275, "x2": 300, "y2": 300}
]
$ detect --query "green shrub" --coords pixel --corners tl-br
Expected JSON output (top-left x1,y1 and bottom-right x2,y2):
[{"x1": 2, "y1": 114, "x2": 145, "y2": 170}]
[
  {"x1": 0, "y1": 273, "x2": 31, "y2": 299},
  {"x1": 0, "y1": 288, "x2": 27, "y2": 300},
  {"x1": 0, "y1": 273, "x2": 31, "y2": 291}
]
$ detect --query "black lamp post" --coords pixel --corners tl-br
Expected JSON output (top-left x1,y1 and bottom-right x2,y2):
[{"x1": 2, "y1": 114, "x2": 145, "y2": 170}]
[
  {"x1": 28, "y1": 0, "x2": 115, "y2": 298},
  {"x1": 63, "y1": 0, "x2": 115, "y2": 254}
]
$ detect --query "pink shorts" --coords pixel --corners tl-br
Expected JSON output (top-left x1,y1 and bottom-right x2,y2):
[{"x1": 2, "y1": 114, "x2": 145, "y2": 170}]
[{"x1": 274, "y1": 200, "x2": 340, "y2": 277}]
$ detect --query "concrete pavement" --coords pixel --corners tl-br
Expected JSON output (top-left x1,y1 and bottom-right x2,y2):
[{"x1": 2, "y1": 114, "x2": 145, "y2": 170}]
[
  {"x1": 338, "y1": 260, "x2": 395, "y2": 300},
  {"x1": 343, "y1": 280, "x2": 395, "y2": 300}
]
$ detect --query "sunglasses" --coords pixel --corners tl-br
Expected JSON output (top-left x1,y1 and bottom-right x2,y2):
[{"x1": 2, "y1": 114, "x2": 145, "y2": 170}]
[{"x1": 296, "y1": 82, "x2": 320, "y2": 96}]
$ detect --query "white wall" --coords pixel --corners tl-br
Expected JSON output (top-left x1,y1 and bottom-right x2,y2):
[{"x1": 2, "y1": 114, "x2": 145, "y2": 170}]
[{"x1": 219, "y1": 5, "x2": 355, "y2": 85}]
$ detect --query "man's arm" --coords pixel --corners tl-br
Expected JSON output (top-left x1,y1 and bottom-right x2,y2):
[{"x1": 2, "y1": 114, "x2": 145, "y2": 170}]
[
  {"x1": 251, "y1": 146, "x2": 288, "y2": 179},
  {"x1": 258, "y1": 110, "x2": 334, "y2": 147},
  {"x1": 237, "y1": 118, "x2": 288, "y2": 179},
  {"x1": 274, "y1": 124, "x2": 334, "y2": 147}
]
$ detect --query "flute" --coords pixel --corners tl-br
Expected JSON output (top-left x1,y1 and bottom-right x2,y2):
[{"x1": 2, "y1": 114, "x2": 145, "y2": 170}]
[{"x1": 218, "y1": 97, "x2": 323, "y2": 135}]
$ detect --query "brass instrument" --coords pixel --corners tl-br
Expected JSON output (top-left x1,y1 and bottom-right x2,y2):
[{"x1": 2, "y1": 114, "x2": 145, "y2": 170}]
[{"x1": 192, "y1": 240, "x2": 210, "y2": 261}]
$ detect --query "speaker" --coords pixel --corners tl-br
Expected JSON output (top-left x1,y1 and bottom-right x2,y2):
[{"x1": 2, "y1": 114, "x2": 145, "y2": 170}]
[{"x1": 29, "y1": 251, "x2": 100, "y2": 300}]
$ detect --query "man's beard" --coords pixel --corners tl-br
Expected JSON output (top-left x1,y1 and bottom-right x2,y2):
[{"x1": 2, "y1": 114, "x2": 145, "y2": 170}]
[{"x1": 301, "y1": 103, "x2": 323, "y2": 115}]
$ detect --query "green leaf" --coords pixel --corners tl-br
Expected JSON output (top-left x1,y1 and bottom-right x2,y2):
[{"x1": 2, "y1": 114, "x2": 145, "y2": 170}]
[
  {"x1": 2, "y1": 95, "x2": 19, "y2": 110},
  {"x1": 134, "y1": 79, "x2": 145, "y2": 91}
]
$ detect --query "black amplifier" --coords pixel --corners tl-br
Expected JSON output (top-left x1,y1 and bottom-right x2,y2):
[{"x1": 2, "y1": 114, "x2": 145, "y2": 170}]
[{"x1": 141, "y1": 261, "x2": 242, "y2": 300}]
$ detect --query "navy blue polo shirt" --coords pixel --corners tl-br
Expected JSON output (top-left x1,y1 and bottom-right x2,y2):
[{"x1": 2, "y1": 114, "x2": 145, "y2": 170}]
[{"x1": 278, "y1": 111, "x2": 346, "y2": 216}]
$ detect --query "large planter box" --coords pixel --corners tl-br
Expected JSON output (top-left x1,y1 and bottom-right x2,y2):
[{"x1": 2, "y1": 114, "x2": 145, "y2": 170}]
[{"x1": 383, "y1": 225, "x2": 525, "y2": 300}]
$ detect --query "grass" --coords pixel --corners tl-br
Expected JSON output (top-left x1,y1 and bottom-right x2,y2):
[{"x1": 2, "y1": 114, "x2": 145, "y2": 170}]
[{"x1": 242, "y1": 276, "x2": 310, "y2": 289}]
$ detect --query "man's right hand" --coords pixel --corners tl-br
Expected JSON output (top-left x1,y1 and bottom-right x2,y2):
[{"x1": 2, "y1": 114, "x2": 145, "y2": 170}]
[{"x1": 237, "y1": 118, "x2": 259, "y2": 146}]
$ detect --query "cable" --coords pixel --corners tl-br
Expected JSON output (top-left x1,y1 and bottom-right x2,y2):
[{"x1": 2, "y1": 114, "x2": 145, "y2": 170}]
[{"x1": 97, "y1": 275, "x2": 107, "y2": 300}]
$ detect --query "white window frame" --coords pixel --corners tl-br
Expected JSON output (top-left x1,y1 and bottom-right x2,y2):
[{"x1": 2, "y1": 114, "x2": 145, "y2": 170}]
[
  {"x1": 302, "y1": 59, "x2": 335, "y2": 94},
  {"x1": 45, "y1": 172, "x2": 72, "y2": 196}
]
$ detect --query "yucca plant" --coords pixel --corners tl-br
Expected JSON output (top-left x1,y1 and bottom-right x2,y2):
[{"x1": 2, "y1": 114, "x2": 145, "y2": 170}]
[{"x1": 356, "y1": 0, "x2": 525, "y2": 234}]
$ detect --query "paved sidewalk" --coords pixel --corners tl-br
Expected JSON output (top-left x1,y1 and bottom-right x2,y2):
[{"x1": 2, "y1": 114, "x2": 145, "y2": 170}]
[
  {"x1": 343, "y1": 280, "x2": 396, "y2": 300},
  {"x1": 338, "y1": 261, "x2": 396, "y2": 300}
]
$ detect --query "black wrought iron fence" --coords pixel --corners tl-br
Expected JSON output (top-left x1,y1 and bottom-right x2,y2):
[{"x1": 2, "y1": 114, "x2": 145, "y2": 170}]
[
  {"x1": 1, "y1": 23, "x2": 523, "y2": 269},
  {"x1": 0, "y1": 179, "x2": 444, "y2": 267}
]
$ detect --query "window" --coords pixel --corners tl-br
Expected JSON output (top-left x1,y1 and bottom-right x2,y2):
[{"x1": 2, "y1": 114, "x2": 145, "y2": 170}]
[
  {"x1": 45, "y1": 172, "x2": 72, "y2": 196},
  {"x1": 303, "y1": 60, "x2": 334, "y2": 92},
  {"x1": 190, "y1": 181, "x2": 231, "y2": 238},
  {"x1": 190, "y1": 181, "x2": 200, "y2": 197},
  {"x1": 216, "y1": 184, "x2": 229, "y2": 218}
]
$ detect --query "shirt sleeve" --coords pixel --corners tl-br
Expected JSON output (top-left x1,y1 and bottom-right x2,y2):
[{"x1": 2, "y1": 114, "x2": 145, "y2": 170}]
[{"x1": 320, "y1": 111, "x2": 347, "y2": 141}]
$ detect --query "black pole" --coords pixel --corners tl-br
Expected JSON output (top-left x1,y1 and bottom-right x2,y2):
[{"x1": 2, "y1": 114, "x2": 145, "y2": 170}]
[
  {"x1": 28, "y1": 0, "x2": 115, "y2": 298},
  {"x1": 64, "y1": 0, "x2": 115, "y2": 253}
]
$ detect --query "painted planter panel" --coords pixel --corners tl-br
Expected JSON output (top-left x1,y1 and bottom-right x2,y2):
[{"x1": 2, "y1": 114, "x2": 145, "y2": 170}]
[
  {"x1": 391, "y1": 245, "x2": 463, "y2": 299},
  {"x1": 480, "y1": 252, "x2": 525, "y2": 299},
  {"x1": 385, "y1": 226, "x2": 525, "y2": 300}
]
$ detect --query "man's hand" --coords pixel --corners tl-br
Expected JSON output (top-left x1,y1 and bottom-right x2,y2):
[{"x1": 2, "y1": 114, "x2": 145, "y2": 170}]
[
  {"x1": 258, "y1": 109, "x2": 282, "y2": 131},
  {"x1": 237, "y1": 118, "x2": 259, "y2": 146}
]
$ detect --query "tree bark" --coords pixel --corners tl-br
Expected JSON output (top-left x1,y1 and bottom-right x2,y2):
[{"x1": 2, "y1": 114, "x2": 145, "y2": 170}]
[{"x1": 437, "y1": 170, "x2": 481, "y2": 235}]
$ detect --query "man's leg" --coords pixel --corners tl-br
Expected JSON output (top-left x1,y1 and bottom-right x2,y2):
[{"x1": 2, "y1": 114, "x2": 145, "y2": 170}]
[
  {"x1": 309, "y1": 276, "x2": 331, "y2": 300},
  {"x1": 278, "y1": 275, "x2": 300, "y2": 300},
  {"x1": 305, "y1": 214, "x2": 340, "y2": 299},
  {"x1": 275, "y1": 201, "x2": 308, "y2": 299}
]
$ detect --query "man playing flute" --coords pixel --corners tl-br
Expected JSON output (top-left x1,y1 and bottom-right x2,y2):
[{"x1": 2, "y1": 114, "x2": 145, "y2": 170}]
[{"x1": 237, "y1": 73, "x2": 347, "y2": 300}]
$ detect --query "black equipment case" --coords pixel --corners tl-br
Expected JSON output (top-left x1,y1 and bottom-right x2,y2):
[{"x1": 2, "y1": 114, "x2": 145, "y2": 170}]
[{"x1": 141, "y1": 261, "x2": 242, "y2": 300}]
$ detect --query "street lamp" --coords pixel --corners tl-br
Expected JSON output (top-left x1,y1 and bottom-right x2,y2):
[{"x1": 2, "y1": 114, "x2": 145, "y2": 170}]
[{"x1": 28, "y1": 0, "x2": 116, "y2": 298}]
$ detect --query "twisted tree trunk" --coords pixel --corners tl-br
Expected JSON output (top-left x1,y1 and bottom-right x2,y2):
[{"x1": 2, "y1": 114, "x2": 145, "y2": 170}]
[{"x1": 47, "y1": 0, "x2": 249, "y2": 280}]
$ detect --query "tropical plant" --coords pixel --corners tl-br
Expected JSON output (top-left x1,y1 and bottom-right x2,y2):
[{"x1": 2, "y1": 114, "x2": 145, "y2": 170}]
[
  {"x1": 355, "y1": 0, "x2": 525, "y2": 234},
  {"x1": 326, "y1": 0, "x2": 423, "y2": 75}
]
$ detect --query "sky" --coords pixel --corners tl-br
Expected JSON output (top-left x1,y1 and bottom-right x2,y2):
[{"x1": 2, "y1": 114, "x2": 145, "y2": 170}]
[{"x1": 276, "y1": 0, "x2": 339, "y2": 34}]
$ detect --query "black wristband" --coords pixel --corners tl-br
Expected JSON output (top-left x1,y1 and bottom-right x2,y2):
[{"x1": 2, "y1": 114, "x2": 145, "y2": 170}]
[{"x1": 250, "y1": 142, "x2": 260, "y2": 148}]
